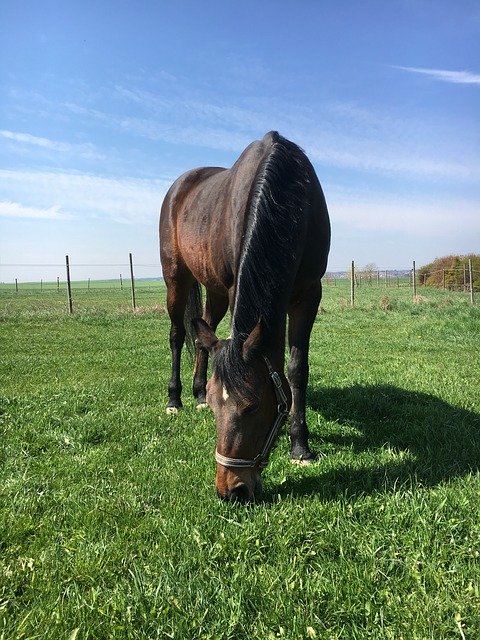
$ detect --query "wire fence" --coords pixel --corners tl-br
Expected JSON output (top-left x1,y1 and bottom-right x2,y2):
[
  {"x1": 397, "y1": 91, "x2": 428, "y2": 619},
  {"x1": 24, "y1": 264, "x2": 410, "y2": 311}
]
[{"x1": 1, "y1": 255, "x2": 478, "y2": 313}]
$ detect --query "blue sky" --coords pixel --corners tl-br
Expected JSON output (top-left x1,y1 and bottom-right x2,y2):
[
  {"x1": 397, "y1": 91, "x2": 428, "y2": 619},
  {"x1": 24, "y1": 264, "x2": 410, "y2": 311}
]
[{"x1": 1, "y1": 0, "x2": 479, "y2": 283}]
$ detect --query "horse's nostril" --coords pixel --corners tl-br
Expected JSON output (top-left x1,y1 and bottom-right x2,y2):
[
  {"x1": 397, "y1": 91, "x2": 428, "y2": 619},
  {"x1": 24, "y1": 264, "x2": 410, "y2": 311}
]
[{"x1": 229, "y1": 484, "x2": 251, "y2": 504}]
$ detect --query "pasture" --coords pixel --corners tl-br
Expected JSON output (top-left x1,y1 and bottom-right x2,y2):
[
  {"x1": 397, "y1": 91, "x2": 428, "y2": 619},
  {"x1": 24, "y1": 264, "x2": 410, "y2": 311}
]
[{"x1": 1, "y1": 281, "x2": 479, "y2": 639}]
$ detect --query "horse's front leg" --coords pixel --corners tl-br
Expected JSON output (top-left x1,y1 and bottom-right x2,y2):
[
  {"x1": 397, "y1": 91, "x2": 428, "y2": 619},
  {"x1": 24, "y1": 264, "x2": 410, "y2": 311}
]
[
  {"x1": 287, "y1": 281, "x2": 322, "y2": 462},
  {"x1": 192, "y1": 291, "x2": 228, "y2": 408}
]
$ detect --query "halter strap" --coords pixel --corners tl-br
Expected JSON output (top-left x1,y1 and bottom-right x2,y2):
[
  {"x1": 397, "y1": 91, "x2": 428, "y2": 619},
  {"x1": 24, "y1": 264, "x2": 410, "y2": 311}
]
[{"x1": 215, "y1": 356, "x2": 289, "y2": 470}]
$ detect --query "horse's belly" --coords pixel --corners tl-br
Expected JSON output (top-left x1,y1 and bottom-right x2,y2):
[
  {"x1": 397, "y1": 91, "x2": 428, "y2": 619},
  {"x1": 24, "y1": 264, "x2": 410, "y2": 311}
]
[{"x1": 179, "y1": 238, "x2": 232, "y2": 295}]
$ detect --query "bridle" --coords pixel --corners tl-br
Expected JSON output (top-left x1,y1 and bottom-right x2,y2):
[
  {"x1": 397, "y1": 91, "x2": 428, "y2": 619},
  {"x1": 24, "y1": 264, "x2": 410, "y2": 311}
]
[{"x1": 215, "y1": 356, "x2": 290, "y2": 470}]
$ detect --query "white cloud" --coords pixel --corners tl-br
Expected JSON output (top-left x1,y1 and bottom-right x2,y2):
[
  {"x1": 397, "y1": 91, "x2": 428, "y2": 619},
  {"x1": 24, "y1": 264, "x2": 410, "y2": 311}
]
[
  {"x1": 298, "y1": 100, "x2": 480, "y2": 183},
  {"x1": 0, "y1": 169, "x2": 171, "y2": 225},
  {"x1": 1, "y1": 130, "x2": 59, "y2": 148},
  {"x1": 64, "y1": 85, "x2": 480, "y2": 184},
  {"x1": 0, "y1": 129, "x2": 105, "y2": 160},
  {"x1": 392, "y1": 66, "x2": 480, "y2": 85},
  {"x1": 0, "y1": 201, "x2": 73, "y2": 220},
  {"x1": 330, "y1": 192, "x2": 480, "y2": 236}
]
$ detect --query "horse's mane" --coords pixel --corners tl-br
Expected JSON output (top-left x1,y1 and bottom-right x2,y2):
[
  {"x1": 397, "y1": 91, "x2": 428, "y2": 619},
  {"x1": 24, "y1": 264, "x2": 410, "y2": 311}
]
[{"x1": 213, "y1": 131, "x2": 312, "y2": 400}]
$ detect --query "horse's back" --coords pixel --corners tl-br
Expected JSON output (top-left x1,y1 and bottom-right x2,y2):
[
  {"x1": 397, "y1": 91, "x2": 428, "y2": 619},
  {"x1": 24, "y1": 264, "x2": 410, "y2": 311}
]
[
  {"x1": 159, "y1": 132, "x2": 330, "y2": 298},
  {"x1": 159, "y1": 136, "x2": 276, "y2": 293}
]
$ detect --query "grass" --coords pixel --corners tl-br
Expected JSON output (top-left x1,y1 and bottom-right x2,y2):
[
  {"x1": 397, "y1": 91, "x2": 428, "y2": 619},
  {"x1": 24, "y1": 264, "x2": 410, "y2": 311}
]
[{"x1": 1, "y1": 281, "x2": 479, "y2": 639}]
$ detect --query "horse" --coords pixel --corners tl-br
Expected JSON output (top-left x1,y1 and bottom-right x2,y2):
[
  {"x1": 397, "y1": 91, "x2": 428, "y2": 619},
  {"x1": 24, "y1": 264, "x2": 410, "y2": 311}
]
[{"x1": 159, "y1": 131, "x2": 330, "y2": 502}]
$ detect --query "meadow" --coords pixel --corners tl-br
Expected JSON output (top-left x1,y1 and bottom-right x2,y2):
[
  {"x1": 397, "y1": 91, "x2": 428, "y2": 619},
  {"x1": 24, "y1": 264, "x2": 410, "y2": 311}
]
[{"x1": 1, "y1": 280, "x2": 479, "y2": 639}]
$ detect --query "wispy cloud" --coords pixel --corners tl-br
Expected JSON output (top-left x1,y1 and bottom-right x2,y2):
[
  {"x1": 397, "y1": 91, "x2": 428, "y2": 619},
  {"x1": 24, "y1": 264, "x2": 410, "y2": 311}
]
[
  {"x1": 1, "y1": 130, "x2": 62, "y2": 149},
  {"x1": 392, "y1": 66, "x2": 480, "y2": 85},
  {"x1": 6, "y1": 74, "x2": 480, "y2": 188},
  {"x1": 0, "y1": 129, "x2": 105, "y2": 160},
  {"x1": 0, "y1": 201, "x2": 73, "y2": 220},
  {"x1": 0, "y1": 169, "x2": 171, "y2": 225},
  {"x1": 59, "y1": 94, "x2": 479, "y2": 184},
  {"x1": 331, "y1": 192, "x2": 480, "y2": 236}
]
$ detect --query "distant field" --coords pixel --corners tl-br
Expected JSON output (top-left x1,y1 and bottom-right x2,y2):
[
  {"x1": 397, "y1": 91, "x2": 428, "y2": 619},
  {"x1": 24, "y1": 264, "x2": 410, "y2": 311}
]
[
  {"x1": 0, "y1": 279, "x2": 165, "y2": 315},
  {"x1": 0, "y1": 275, "x2": 476, "y2": 314},
  {"x1": 1, "y1": 281, "x2": 479, "y2": 638}
]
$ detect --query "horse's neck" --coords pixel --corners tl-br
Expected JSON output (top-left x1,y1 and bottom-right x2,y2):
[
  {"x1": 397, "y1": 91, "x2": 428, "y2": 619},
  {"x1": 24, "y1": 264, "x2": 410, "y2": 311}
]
[
  {"x1": 232, "y1": 315, "x2": 287, "y2": 372},
  {"x1": 265, "y1": 334, "x2": 287, "y2": 373}
]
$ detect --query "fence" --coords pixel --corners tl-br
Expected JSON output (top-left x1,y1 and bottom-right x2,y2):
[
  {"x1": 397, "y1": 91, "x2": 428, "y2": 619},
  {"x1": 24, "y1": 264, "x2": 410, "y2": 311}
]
[
  {"x1": 0, "y1": 254, "x2": 164, "y2": 314},
  {"x1": 1, "y1": 255, "x2": 478, "y2": 313},
  {"x1": 325, "y1": 260, "x2": 478, "y2": 307}
]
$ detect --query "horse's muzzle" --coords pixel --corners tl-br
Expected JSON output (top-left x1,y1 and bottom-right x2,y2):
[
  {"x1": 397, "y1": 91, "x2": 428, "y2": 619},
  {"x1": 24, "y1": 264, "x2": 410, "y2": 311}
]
[
  {"x1": 216, "y1": 475, "x2": 263, "y2": 504},
  {"x1": 218, "y1": 484, "x2": 251, "y2": 504}
]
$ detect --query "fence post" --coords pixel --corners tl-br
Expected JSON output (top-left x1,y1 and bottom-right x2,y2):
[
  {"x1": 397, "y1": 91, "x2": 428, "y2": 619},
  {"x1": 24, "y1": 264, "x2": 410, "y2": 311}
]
[
  {"x1": 350, "y1": 260, "x2": 355, "y2": 307},
  {"x1": 469, "y1": 259, "x2": 474, "y2": 305},
  {"x1": 412, "y1": 261, "x2": 417, "y2": 299},
  {"x1": 65, "y1": 255, "x2": 73, "y2": 314},
  {"x1": 129, "y1": 252, "x2": 136, "y2": 310},
  {"x1": 120, "y1": 274, "x2": 123, "y2": 290},
  {"x1": 57, "y1": 276, "x2": 60, "y2": 293},
  {"x1": 15, "y1": 278, "x2": 18, "y2": 293}
]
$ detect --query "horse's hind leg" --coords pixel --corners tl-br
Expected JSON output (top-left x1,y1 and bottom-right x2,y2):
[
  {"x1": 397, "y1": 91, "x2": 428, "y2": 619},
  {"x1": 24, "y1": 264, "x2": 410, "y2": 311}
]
[
  {"x1": 165, "y1": 276, "x2": 192, "y2": 413},
  {"x1": 287, "y1": 280, "x2": 323, "y2": 462},
  {"x1": 193, "y1": 290, "x2": 228, "y2": 408}
]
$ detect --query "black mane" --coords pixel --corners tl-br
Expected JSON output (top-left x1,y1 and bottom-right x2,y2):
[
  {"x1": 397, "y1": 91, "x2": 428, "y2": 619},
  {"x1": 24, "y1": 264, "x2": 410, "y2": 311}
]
[{"x1": 214, "y1": 131, "x2": 313, "y2": 399}]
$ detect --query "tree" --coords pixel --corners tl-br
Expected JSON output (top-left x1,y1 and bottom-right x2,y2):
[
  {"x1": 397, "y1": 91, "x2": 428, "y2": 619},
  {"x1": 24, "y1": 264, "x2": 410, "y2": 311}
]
[
  {"x1": 360, "y1": 263, "x2": 378, "y2": 284},
  {"x1": 418, "y1": 254, "x2": 480, "y2": 290}
]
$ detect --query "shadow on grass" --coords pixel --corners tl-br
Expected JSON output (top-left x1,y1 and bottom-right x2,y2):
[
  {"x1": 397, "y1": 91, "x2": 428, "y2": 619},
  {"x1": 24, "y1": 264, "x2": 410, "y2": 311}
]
[{"x1": 271, "y1": 384, "x2": 480, "y2": 501}]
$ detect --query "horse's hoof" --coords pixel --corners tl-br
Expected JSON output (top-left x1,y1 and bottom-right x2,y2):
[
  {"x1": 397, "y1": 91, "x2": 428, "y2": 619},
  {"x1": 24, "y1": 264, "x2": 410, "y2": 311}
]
[
  {"x1": 291, "y1": 451, "x2": 319, "y2": 466},
  {"x1": 291, "y1": 457, "x2": 315, "y2": 466},
  {"x1": 196, "y1": 402, "x2": 209, "y2": 411},
  {"x1": 166, "y1": 406, "x2": 180, "y2": 415}
]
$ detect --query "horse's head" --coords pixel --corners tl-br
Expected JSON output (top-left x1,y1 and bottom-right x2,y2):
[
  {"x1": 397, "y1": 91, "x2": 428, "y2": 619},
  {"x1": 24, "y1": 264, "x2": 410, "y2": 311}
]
[{"x1": 193, "y1": 318, "x2": 291, "y2": 503}]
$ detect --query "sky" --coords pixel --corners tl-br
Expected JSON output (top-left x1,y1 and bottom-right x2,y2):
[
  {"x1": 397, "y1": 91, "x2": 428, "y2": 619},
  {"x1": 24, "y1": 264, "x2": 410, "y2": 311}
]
[{"x1": 1, "y1": 0, "x2": 479, "y2": 283}]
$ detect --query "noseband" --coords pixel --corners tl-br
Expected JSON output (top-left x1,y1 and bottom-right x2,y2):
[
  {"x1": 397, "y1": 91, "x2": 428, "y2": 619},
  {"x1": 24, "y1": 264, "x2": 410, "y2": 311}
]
[{"x1": 215, "y1": 356, "x2": 289, "y2": 470}]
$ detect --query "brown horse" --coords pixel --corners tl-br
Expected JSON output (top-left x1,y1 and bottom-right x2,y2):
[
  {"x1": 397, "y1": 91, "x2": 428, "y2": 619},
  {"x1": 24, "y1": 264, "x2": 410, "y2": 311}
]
[{"x1": 160, "y1": 131, "x2": 330, "y2": 502}]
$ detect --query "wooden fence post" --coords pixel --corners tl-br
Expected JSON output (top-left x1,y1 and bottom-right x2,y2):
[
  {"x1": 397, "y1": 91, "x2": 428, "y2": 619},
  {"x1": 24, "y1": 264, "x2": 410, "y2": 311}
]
[
  {"x1": 469, "y1": 259, "x2": 474, "y2": 305},
  {"x1": 412, "y1": 261, "x2": 417, "y2": 299},
  {"x1": 65, "y1": 255, "x2": 73, "y2": 314},
  {"x1": 15, "y1": 278, "x2": 18, "y2": 293},
  {"x1": 350, "y1": 260, "x2": 355, "y2": 307},
  {"x1": 129, "y1": 253, "x2": 136, "y2": 310}
]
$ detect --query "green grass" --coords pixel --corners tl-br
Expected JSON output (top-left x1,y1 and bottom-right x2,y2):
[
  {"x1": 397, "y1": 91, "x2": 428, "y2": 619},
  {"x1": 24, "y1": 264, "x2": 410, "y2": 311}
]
[{"x1": 1, "y1": 281, "x2": 479, "y2": 639}]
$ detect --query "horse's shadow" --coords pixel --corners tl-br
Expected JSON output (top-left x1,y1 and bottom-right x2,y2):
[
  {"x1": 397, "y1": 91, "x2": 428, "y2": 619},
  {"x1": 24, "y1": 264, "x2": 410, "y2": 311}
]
[{"x1": 272, "y1": 384, "x2": 480, "y2": 500}]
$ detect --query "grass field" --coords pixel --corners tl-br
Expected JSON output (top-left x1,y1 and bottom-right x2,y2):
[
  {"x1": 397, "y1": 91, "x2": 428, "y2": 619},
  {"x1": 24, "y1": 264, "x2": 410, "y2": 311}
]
[{"x1": 1, "y1": 281, "x2": 479, "y2": 639}]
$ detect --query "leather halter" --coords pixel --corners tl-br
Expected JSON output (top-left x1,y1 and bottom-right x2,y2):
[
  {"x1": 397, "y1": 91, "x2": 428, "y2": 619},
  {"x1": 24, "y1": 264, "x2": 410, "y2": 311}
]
[{"x1": 215, "y1": 356, "x2": 289, "y2": 470}]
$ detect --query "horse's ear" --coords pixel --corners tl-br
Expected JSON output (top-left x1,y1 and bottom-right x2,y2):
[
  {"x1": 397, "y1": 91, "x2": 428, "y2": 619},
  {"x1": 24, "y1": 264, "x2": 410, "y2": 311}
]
[
  {"x1": 242, "y1": 318, "x2": 264, "y2": 363},
  {"x1": 192, "y1": 318, "x2": 219, "y2": 352}
]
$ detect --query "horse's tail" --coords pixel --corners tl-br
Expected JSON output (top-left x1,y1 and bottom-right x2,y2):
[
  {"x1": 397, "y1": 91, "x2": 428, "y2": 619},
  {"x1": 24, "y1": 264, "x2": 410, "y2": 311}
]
[{"x1": 184, "y1": 280, "x2": 203, "y2": 358}]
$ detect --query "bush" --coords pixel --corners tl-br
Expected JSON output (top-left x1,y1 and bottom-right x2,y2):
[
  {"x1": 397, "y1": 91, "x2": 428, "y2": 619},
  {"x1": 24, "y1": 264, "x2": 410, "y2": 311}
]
[{"x1": 418, "y1": 254, "x2": 480, "y2": 291}]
